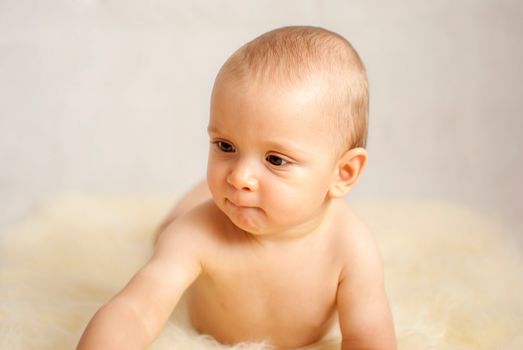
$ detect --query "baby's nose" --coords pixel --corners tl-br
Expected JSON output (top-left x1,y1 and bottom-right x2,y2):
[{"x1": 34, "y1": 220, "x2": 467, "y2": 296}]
[{"x1": 226, "y1": 162, "x2": 259, "y2": 191}]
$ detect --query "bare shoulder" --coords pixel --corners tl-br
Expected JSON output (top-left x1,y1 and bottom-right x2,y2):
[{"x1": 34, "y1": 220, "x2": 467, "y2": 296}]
[
  {"x1": 154, "y1": 199, "x2": 231, "y2": 266},
  {"x1": 332, "y1": 200, "x2": 382, "y2": 269}
]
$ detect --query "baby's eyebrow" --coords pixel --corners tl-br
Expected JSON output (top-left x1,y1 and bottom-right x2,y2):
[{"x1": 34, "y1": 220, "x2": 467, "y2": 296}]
[
  {"x1": 207, "y1": 125, "x2": 221, "y2": 135},
  {"x1": 264, "y1": 140, "x2": 308, "y2": 157}
]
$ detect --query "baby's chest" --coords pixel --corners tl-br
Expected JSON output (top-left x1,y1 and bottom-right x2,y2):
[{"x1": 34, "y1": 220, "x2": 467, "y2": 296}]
[{"x1": 197, "y1": 252, "x2": 341, "y2": 321}]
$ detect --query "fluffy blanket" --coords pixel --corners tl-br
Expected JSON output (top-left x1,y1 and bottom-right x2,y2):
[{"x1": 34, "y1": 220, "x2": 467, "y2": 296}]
[{"x1": 1, "y1": 195, "x2": 522, "y2": 349}]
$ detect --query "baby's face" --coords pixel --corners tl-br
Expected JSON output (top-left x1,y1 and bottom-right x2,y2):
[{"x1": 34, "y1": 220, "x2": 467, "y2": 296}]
[{"x1": 207, "y1": 75, "x2": 340, "y2": 237}]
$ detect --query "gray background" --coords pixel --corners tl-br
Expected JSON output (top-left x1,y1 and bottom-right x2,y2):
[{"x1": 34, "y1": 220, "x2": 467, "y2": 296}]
[{"x1": 1, "y1": 0, "x2": 522, "y2": 246}]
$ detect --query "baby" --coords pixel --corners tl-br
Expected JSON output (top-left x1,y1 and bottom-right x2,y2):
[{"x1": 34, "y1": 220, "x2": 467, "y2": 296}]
[{"x1": 78, "y1": 26, "x2": 396, "y2": 349}]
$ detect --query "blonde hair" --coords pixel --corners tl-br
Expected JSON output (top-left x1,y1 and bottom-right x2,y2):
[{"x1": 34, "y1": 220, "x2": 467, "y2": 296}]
[{"x1": 216, "y1": 26, "x2": 369, "y2": 152}]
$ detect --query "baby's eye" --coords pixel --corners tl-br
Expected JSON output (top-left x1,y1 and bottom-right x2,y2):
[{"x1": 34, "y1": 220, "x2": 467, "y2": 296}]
[
  {"x1": 216, "y1": 141, "x2": 235, "y2": 153},
  {"x1": 266, "y1": 155, "x2": 287, "y2": 166}
]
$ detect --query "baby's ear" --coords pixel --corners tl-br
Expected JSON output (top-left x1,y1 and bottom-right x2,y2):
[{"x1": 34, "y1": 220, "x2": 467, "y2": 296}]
[{"x1": 328, "y1": 147, "x2": 368, "y2": 199}]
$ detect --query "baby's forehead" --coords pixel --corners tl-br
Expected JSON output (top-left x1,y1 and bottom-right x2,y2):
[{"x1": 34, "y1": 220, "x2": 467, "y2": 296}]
[{"x1": 211, "y1": 73, "x2": 337, "y2": 132}]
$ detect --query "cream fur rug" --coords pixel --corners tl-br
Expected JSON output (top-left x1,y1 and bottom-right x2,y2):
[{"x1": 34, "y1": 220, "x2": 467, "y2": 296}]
[{"x1": 1, "y1": 195, "x2": 522, "y2": 350}]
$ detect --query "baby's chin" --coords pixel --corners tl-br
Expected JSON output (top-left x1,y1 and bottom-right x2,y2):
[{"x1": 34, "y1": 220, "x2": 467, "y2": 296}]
[
  {"x1": 226, "y1": 209, "x2": 267, "y2": 235},
  {"x1": 228, "y1": 214, "x2": 305, "y2": 240},
  {"x1": 217, "y1": 203, "x2": 272, "y2": 235}
]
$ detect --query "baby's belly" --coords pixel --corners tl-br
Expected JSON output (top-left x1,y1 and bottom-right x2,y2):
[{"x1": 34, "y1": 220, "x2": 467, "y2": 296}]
[{"x1": 186, "y1": 275, "x2": 338, "y2": 348}]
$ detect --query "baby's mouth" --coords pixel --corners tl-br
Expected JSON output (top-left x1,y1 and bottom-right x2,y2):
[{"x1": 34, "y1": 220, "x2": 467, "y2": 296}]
[
  {"x1": 226, "y1": 198, "x2": 246, "y2": 208},
  {"x1": 225, "y1": 198, "x2": 257, "y2": 210}
]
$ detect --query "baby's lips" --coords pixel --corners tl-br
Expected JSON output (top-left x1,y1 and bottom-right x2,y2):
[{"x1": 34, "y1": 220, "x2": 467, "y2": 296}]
[{"x1": 226, "y1": 197, "x2": 255, "y2": 208}]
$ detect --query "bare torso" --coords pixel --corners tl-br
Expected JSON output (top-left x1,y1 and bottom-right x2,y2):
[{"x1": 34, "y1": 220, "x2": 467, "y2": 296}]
[{"x1": 185, "y1": 200, "x2": 356, "y2": 348}]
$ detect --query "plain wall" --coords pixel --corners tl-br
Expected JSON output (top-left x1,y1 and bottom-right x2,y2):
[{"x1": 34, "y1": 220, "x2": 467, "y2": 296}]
[{"x1": 1, "y1": 0, "x2": 522, "y2": 245}]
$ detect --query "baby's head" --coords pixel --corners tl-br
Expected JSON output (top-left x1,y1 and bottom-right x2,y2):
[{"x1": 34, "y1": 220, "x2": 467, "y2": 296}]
[
  {"x1": 207, "y1": 26, "x2": 369, "y2": 235},
  {"x1": 214, "y1": 25, "x2": 368, "y2": 155}
]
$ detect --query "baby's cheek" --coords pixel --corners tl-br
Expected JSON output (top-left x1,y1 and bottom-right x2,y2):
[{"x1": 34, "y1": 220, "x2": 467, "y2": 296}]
[
  {"x1": 206, "y1": 165, "x2": 224, "y2": 195},
  {"x1": 264, "y1": 185, "x2": 299, "y2": 211}
]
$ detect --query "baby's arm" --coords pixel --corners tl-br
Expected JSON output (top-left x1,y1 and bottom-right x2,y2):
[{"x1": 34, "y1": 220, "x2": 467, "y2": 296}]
[
  {"x1": 77, "y1": 216, "x2": 204, "y2": 349},
  {"x1": 336, "y1": 226, "x2": 397, "y2": 350}
]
